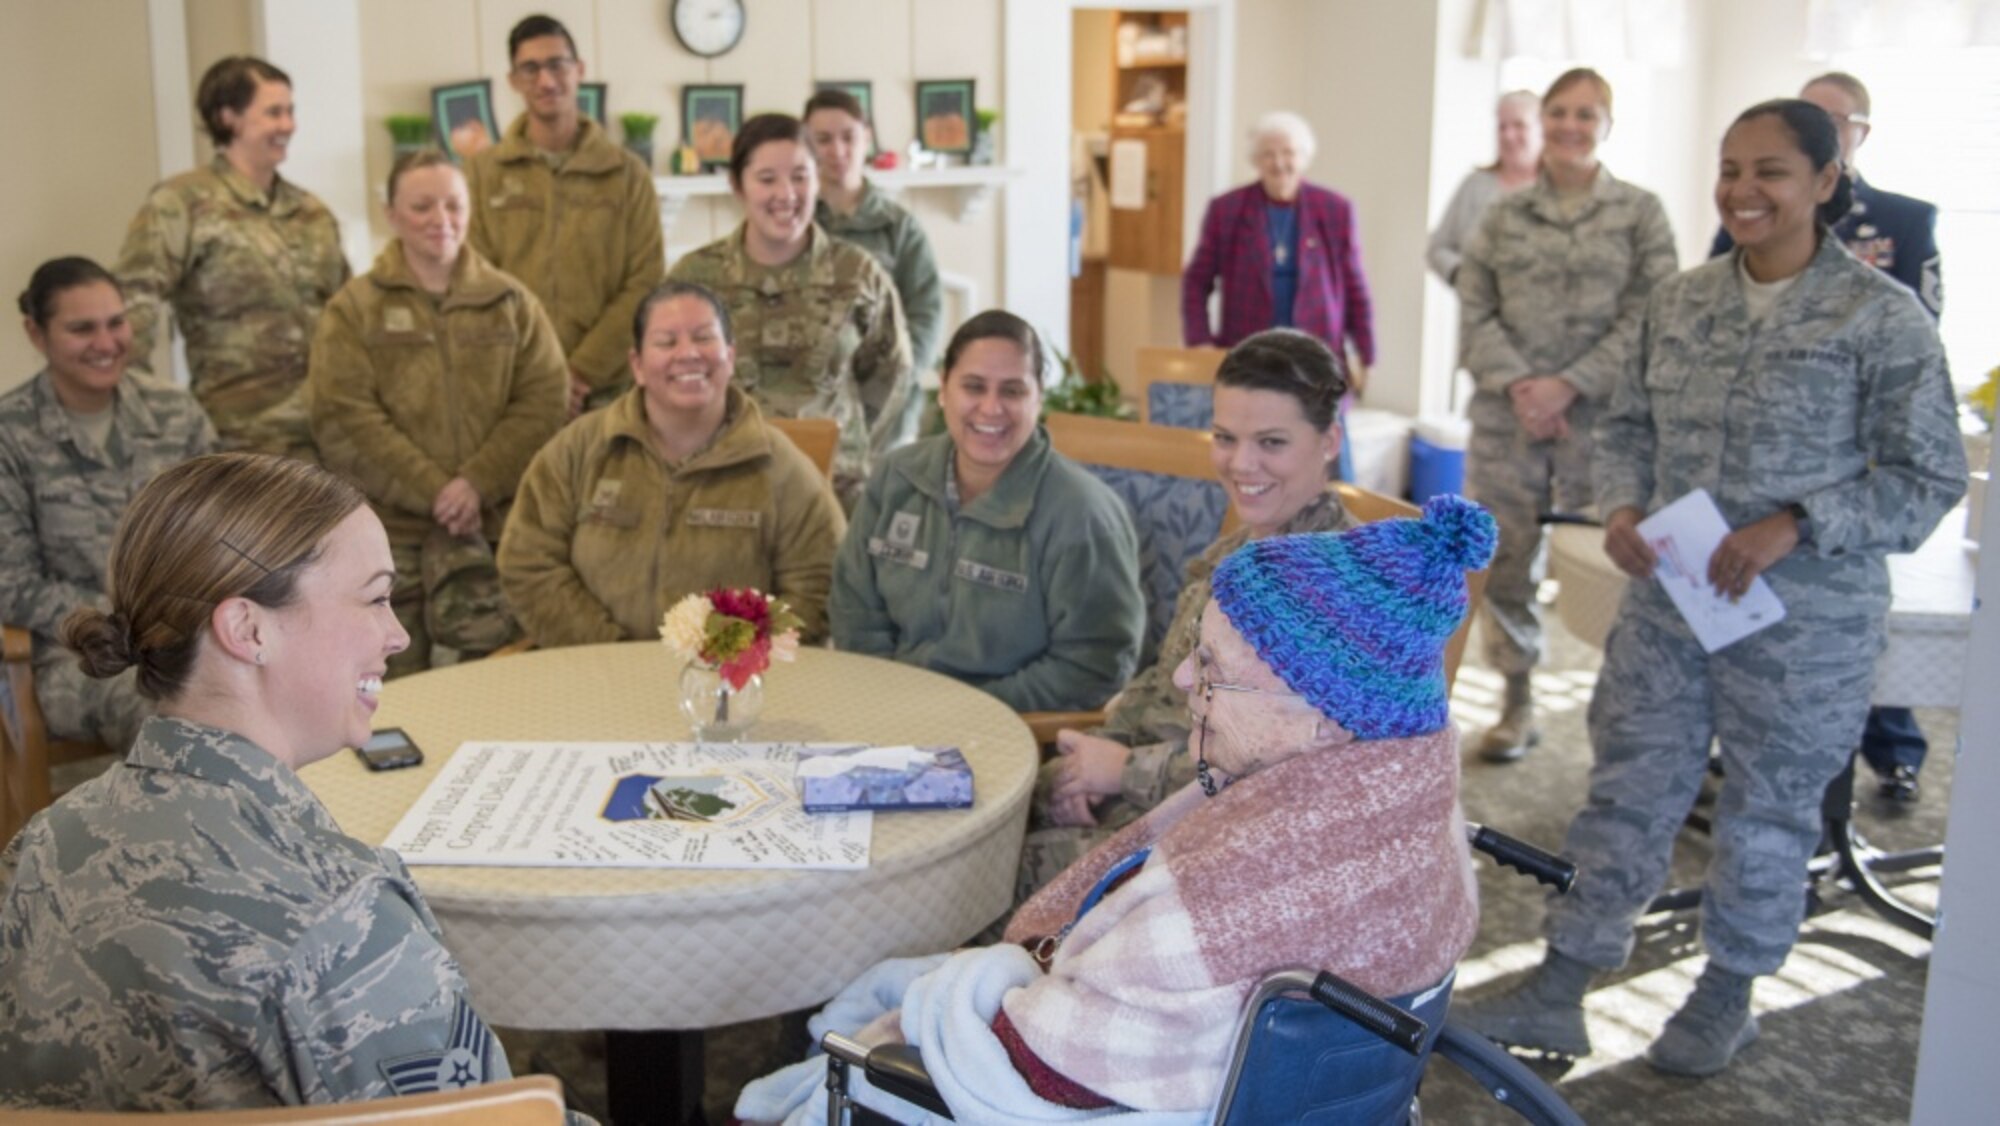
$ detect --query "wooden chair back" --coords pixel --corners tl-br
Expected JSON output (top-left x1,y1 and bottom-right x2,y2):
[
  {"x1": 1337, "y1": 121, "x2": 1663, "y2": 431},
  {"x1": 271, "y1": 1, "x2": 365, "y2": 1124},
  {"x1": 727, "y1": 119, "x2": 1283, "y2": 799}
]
[
  {"x1": 0, "y1": 1075, "x2": 568, "y2": 1125},
  {"x1": 2, "y1": 623, "x2": 113, "y2": 845},
  {"x1": 768, "y1": 416, "x2": 839, "y2": 480},
  {"x1": 1133, "y1": 346, "x2": 1226, "y2": 426}
]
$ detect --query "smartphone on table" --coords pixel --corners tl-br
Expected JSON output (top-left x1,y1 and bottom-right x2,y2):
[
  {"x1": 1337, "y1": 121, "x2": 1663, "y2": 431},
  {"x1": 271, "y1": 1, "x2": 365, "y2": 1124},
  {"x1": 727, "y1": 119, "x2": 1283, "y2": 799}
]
[{"x1": 354, "y1": 727, "x2": 424, "y2": 771}]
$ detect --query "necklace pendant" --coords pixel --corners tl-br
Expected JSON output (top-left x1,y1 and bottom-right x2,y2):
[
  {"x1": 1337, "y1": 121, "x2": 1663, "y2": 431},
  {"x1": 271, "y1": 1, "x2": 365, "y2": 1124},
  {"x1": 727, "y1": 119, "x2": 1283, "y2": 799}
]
[{"x1": 1274, "y1": 245, "x2": 1288, "y2": 266}]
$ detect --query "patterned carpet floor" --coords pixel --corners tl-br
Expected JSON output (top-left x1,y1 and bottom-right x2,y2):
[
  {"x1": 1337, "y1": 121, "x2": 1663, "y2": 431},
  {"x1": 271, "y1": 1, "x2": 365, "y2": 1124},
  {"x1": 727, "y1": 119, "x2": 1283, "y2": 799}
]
[{"x1": 505, "y1": 602, "x2": 1951, "y2": 1124}]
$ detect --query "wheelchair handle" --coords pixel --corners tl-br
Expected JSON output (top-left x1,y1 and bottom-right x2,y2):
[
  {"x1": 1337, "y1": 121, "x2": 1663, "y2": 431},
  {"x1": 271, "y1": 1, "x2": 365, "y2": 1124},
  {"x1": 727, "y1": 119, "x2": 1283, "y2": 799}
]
[
  {"x1": 1468, "y1": 823, "x2": 1578, "y2": 894},
  {"x1": 1309, "y1": 971, "x2": 1429, "y2": 1056}
]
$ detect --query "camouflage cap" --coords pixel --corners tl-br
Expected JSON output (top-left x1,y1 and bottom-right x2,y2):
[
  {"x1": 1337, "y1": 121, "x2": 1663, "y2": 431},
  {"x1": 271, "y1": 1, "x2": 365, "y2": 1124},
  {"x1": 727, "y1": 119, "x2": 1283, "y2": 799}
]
[{"x1": 421, "y1": 528, "x2": 520, "y2": 654}]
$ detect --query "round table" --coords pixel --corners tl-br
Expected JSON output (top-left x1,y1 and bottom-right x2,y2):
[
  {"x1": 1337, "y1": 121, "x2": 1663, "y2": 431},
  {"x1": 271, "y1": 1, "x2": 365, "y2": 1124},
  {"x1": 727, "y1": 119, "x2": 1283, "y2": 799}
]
[{"x1": 300, "y1": 643, "x2": 1038, "y2": 1033}]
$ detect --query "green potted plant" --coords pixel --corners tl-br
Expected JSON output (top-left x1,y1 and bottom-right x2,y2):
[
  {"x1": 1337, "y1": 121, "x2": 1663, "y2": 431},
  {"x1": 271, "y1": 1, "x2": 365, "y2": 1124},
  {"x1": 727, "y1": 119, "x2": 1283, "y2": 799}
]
[
  {"x1": 1041, "y1": 344, "x2": 1133, "y2": 420},
  {"x1": 620, "y1": 112, "x2": 660, "y2": 170},
  {"x1": 971, "y1": 108, "x2": 1000, "y2": 165},
  {"x1": 385, "y1": 114, "x2": 433, "y2": 160}
]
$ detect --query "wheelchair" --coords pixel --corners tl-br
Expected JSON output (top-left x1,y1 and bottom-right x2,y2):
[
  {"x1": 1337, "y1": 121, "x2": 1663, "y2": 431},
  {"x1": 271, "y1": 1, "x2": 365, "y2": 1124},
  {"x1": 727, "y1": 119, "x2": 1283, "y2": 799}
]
[{"x1": 820, "y1": 825, "x2": 1586, "y2": 1125}]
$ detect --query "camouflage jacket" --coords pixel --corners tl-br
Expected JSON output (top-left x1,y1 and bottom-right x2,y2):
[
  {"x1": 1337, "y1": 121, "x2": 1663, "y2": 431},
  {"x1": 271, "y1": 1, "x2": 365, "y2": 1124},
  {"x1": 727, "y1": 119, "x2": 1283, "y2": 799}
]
[
  {"x1": 667, "y1": 224, "x2": 914, "y2": 501},
  {"x1": 1596, "y1": 237, "x2": 1967, "y2": 621},
  {"x1": 1096, "y1": 489, "x2": 1354, "y2": 809},
  {"x1": 308, "y1": 241, "x2": 567, "y2": 542},
  {"x1": 0, "y1": 372, "x2": 213, "y2": 663},
  {"x1": 0, "y1": 717, "x2": 512, "y2": 1110},
  {"x1": 465, "y1": 115, "x2": 665, "y2": 388},
  {"x1": 817, "y1": 181, "x2": 944, "y2": 376},
  {"x1": 114, "y1": 156, "x2": 349, "y2": 445},
  {"x1": 1457, "y1": 166, "x2": 1678, "y2": 433},
  {"x1": 498, "y1": 385, "x2": 846, "y2": 646}
]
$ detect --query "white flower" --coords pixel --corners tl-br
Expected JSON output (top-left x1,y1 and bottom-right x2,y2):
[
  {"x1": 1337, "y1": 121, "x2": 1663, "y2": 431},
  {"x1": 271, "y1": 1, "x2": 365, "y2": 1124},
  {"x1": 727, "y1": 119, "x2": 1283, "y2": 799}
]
[{"x1": 660, "y1": 594, "x2": 714, "y2": 662}]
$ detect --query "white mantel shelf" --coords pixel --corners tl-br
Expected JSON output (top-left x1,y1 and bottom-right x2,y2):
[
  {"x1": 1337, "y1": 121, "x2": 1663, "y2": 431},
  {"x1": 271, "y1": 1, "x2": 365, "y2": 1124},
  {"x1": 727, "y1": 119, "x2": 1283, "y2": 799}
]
[{"x1": 652, "y1": 165, "x2": 1019, "y2": 230}]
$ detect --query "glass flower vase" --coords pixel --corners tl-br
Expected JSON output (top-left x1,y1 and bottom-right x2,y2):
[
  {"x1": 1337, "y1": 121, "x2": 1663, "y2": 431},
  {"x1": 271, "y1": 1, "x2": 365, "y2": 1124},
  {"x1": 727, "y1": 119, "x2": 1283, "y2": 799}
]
[{"x1": 678, "y1": 660, "x2": 763, "y2": 742}]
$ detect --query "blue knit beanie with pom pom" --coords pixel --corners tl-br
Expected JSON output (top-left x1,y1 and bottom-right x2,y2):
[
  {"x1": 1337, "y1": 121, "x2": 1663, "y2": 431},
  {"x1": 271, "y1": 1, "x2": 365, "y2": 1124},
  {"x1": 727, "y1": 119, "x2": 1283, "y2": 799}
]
[{"x1": 1209, "y1": 493, "x2": 1498, "y2": 740}]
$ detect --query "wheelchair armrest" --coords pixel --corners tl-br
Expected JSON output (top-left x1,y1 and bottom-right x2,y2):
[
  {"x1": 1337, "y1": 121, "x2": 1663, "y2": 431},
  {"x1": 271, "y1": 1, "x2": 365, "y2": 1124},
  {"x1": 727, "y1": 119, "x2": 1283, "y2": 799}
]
[
  {"x1": 1434, "y1": 1020, "x2": 1587, "y2": 1126},
  {"x1": 820, "y1": 1032, "x2": 955, "y2": 1121},
  {"x1": 1467, "y1": 822, "x2": 1578, "y2": 893}
]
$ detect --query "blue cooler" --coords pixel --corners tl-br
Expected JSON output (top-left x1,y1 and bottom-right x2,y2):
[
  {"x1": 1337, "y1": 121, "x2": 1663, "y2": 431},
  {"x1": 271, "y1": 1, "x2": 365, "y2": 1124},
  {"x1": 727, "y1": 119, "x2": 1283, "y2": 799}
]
[{"x1": 1408, "y1": 417, "x2": 1470, "y2": 503}]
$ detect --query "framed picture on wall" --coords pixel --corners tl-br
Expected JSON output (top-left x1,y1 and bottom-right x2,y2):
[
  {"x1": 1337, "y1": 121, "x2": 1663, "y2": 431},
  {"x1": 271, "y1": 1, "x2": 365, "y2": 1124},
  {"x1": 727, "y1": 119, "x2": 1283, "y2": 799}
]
[
  {"x1": 432, "y1": 79, "x2": 498, "y2": 162},
  {"x1": 814, "y1": 80, "x2": 874, "y2": 132},
  {"x1": 682, "y1": 84, "x2": 744, "y2": 171},
  {"x1": 578, "y1": 82, "x2": 607, "y2": 126},
  {"x1": 915, "y1": 79, "x2": 975, "y2": 156}
]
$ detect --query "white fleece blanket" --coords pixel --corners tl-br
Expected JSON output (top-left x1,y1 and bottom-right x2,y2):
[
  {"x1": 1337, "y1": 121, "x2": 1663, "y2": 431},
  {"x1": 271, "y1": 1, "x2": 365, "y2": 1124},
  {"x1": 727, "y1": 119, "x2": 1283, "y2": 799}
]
[{"x1": 735, "y1": 946, "x2": 1207, "y2": 1125}]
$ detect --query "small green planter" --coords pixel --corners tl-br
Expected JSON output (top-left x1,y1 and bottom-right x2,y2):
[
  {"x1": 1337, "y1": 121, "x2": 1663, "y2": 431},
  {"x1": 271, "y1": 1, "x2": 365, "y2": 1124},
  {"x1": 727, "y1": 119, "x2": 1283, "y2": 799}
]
[
  {"x1": 621, "y1": 113, "x2": 661, "y2": 171},
  {"x1": 386, "y1": 114, "x2": 433, "y2": 161}
]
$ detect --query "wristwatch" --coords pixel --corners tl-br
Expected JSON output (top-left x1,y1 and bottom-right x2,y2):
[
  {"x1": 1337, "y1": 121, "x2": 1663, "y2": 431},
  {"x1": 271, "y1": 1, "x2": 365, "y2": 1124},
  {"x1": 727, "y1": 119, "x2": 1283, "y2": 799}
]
[{"x1": 1786, "y1": 502, "x2": 1813, "y2": 547}]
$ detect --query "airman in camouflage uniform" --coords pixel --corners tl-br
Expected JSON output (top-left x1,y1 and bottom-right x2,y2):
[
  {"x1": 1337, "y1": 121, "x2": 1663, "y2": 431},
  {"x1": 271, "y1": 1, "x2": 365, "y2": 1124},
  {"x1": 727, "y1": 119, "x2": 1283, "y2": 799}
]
[
  {"x1": 0, "y1": 371, "x2": 213, "y2": 751},
  {"x1": 308, "y1": 241, "x2": 568, "y2": 676},
  {"x1": 0, "y1": 717, "x2": 523, "y2": 1110},
  {"x1": 668, "y1": 225, "x2": 914, "y2": 507},
  {"x1": 1456, "y1": 167, "x2": 1678, "y2": 755},
  {"x1": 817, "y1": 183, "x2": 943, "y2": 440},
  {"x1": 1015, "y1": 490, "x2": 1354, "y2": 900},
  {"x1": 114, "y1": 156, "x2": 349, "y2": 458},
  {"x1": 1549, "y1": 237, "x2": 1965, "y2": 981}
]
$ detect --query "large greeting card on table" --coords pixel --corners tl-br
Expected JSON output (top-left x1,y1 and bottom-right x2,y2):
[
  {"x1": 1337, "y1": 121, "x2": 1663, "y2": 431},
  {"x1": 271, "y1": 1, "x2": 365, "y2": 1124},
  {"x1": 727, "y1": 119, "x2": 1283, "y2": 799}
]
[{"x1": 382, "y1": 741, "x2": 871, "y2": 869}]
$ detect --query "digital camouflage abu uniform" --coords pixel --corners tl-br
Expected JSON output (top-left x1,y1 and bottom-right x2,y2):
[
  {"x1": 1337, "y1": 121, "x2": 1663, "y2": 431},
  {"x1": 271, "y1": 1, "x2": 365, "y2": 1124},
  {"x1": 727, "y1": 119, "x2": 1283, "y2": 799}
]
[
  {"x1": 1552, "y1": 238, "x2": 1965, "y2": 977},
  {"x1": 114, "y1": 156, "x2": 349, "y2": 458},
  {"x1": 831, "y1": 428, "x2": 1144, "y2": 713},
  {"x1": 1016, "y1": 489, "x2": 1354, "y2": 901},
  {"x1": 465, "y1": 115, "x2": 665, "y2": 410},
  {"x1": 0, "y1": 718, "x2": 516, "y2": 1110},
  {"x1": 668, "y1": 225, "x2": 914, "y2": 506},
  {"x1": 1456, "y1": 167, "x2": 1678, "y2": 677},
  {"x1": 308, "y1": 241, "x2": 568, "y2": 676},
  {"x1": 0, "y1": 372, "x2": 213, "y2": 751},
  {"x1": 816, "y1": 182, "x2": 943, "y2": 438}
]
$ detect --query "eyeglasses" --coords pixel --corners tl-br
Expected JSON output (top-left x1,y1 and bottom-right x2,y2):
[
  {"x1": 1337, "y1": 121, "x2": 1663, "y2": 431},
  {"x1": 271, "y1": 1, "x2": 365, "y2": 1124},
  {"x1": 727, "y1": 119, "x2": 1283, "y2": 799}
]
[
  {"x1": 511, "y1": 57, "x2": 578, "y2": 80},
  {"x1": 1192, "y1": 654, "x2": 1300, "y2": 709}
]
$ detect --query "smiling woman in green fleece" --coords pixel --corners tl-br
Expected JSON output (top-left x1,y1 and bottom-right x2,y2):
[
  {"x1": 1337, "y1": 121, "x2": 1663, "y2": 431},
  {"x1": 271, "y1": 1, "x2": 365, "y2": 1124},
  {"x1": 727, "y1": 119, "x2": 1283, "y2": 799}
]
[{"x1": 830, "y1": 310, "x2": 1144, "y2": 712}]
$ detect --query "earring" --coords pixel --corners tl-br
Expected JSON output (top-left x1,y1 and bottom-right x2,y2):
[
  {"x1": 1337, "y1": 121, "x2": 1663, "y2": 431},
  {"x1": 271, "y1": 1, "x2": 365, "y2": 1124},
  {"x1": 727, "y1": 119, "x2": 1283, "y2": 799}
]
[{"x1": 255, "y1": 651, "x2": 266, "y2": 667}]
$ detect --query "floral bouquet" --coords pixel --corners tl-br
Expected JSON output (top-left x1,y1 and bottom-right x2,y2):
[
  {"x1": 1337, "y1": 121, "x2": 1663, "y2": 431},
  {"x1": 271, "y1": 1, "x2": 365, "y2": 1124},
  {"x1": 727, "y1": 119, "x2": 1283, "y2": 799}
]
[
  {"x1": 1967, "y1": 366, "x2": 1998, "y2": 432},
  {"x1": 661, "y1": 587, "x2": 804, "y2": 690}
]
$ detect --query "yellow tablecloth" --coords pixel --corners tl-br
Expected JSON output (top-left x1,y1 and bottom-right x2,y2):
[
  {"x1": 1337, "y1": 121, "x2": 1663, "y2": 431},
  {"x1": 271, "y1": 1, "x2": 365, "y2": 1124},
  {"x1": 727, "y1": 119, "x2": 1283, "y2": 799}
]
[{"x1": 300, "y1": 644, "x2": 1038, "y2": 1030}]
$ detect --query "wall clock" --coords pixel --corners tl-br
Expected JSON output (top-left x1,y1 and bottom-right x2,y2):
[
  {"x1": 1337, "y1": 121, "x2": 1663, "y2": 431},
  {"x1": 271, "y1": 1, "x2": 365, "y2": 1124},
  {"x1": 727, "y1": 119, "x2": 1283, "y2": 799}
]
[{"x1": 673, "y1": 0, "x2": 747, "y2": 58}]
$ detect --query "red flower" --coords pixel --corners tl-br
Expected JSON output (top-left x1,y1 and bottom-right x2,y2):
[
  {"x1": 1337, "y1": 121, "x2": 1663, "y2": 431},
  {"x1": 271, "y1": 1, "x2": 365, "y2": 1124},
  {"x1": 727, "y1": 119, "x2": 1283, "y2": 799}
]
[
  {"x1": 710, "y1": 587, "x2": 771, "y2": 629},
  {"x1": 718, "y1": 636, "x2": 771, "y2": 691}
]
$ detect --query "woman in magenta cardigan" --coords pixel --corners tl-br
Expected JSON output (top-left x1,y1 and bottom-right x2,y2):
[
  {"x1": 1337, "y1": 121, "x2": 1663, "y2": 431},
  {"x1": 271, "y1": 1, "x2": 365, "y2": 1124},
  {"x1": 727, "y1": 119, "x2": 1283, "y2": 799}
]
[{"x1": 1182, "y1": 111, "x2": 1374, "y2": 480}]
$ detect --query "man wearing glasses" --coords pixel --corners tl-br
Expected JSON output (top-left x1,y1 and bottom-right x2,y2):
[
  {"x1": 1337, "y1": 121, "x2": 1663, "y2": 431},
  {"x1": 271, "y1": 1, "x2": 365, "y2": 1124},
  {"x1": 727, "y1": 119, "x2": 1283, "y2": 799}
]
[
  {"x1": 466, "y1": 14, "x2": 664, "y2": 417},
  {"x1": 1709, "y1": 70, "x2": 1943, "y2": 804}
]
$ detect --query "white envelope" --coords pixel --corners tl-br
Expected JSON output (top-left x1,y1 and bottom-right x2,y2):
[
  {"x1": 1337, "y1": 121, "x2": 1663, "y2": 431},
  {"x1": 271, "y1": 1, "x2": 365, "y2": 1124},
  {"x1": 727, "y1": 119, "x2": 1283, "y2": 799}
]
[{"x1": 1636, "y1": 489, "x2": 1787, "y2": 653}]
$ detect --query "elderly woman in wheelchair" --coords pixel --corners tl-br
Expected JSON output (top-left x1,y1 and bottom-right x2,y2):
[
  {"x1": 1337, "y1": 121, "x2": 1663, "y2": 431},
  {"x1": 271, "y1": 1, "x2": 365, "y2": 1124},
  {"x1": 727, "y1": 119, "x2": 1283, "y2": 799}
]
[{"x1": 740, "y1": 496, "x2": 1499, "y2": 1124}]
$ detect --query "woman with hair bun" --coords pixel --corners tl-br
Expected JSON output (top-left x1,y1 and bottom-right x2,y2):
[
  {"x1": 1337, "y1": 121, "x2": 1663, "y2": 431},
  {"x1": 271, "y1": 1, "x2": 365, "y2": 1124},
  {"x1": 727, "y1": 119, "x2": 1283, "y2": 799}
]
[
  {"x1": 0, "y1": 454, "x2": 555, "y2": 1114},
  {"x1": 113, "y1": 56, "x2": 349, "y2": 458},
  {"x1": 1017, "y1": 327, "x2": 1358, "y2": 898},
  {"x1": 668, "y1": 113, "x2": 913, "y2": 507},
  {"x1": 1454, "y1": 67, "x2": 1679, "y2": 763},
  {"x1": 1459, "y1": 99, "x2": 1966, "y2": 1077},
  {"x1": 0, "y1": 257, "x2": 213, "y2": 755}
]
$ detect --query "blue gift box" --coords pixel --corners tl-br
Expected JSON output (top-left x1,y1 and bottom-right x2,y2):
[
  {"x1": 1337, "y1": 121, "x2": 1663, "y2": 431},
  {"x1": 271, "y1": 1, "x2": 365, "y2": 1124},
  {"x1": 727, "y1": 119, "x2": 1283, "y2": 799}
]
[{"x1": 795, "y1": 745, "x2": 974, "y2": 812}]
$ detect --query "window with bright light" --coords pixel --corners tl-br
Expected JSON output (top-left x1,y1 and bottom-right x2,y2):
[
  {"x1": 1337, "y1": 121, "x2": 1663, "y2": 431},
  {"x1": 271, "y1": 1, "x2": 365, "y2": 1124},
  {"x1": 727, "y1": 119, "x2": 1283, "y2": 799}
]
[{"x1": 1831, "y1": 46, "x2": 2000, "y2": 392}]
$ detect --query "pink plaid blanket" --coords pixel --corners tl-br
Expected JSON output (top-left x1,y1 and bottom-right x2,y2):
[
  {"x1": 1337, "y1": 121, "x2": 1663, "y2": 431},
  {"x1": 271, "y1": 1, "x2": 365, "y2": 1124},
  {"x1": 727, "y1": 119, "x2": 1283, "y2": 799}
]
[{"x1": 999, "y1": 726, "x2": 1477, "y2": 1111}]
